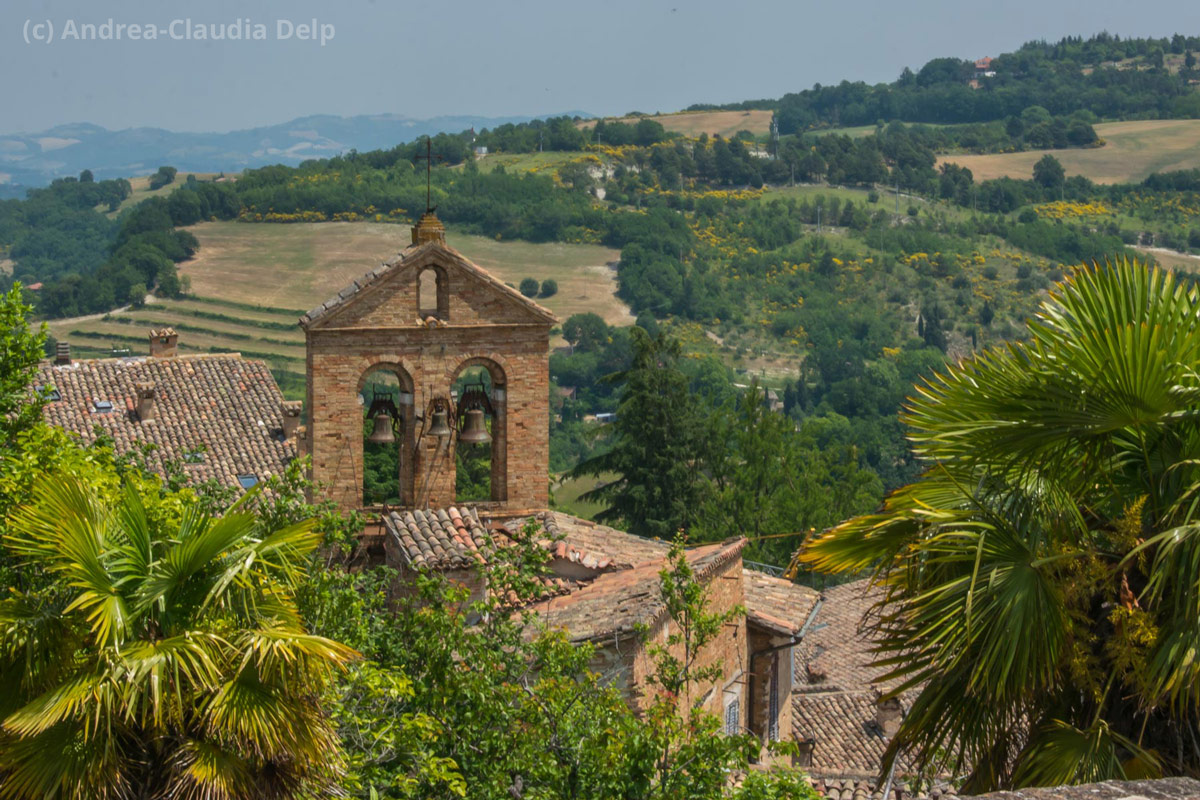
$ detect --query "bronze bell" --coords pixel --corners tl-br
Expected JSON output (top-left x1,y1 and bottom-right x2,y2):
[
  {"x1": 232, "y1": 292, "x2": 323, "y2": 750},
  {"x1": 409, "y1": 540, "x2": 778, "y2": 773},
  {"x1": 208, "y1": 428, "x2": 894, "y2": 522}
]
[
  {"x1": 459, "y1": 408, "x2": 491, "y2": 446},
  {"x1": 367, "y1": 413, "x2": 395, "y2": 444},
  {"x1": 428, "y1": 408, "x2": 453, "y2": 439}
]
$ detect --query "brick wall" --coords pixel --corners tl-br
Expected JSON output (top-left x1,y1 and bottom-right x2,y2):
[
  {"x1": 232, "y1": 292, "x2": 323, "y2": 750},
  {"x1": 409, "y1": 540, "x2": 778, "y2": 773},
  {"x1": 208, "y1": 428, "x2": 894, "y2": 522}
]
[
  {"x1": 615, "y1": 553, "x2": 749, "y2": 729},
  {"x1": 305, "y1": 241, "x2": 553, "y2": 512},
  {"x1": 747, "y1": 625, "x2": 795, "y2": 763}
]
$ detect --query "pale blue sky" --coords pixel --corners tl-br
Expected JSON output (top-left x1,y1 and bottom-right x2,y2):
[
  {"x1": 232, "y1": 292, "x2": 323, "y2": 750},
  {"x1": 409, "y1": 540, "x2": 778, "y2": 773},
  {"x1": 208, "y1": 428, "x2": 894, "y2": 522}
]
[{"x1": 2, "y1": 0, "x2": 1197, "y2": 133}]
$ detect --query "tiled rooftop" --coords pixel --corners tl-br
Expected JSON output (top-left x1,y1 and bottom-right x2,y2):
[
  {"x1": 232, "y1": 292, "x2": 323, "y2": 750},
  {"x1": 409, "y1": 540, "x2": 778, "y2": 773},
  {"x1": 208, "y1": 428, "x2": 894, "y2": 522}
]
[
  {"x1": 793, "y1": 690, "x2": 914, "y2": 779},
  {"x1": 791, "y1": 578, "x2": 927, "y2": 783},
  {"x1": 743, "y1": 568, "x2": 820, "y2": 636},
  {"x1": 36, "y1": 353, "x2": 296, "y2": 489},
  {"x1": 796, "y1": 579, "x2": 889, "y2": 692},
  {"x1": 384, "y1": 506, "x2": 491, "y2": 569},
  {"x1": 810, "y1": 777, "x2": 959, "y2": 800},
  {"x1": 532, "y1": 539, "x2": 746, "y2": 643},
  {"x1": 535, "y1": 511, "x2": 672, "y2": 568}
]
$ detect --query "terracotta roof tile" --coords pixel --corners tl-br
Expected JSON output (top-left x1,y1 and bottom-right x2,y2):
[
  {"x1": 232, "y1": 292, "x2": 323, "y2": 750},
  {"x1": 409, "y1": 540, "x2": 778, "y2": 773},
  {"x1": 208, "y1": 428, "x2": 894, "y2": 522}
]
[
  {"x1": 795, "y1": 579, "x2": 889, "y2": 692},
  {"x1": 809, "y1": 776, "x2": 959, "y2": 800},
  {"x1": 383, "y1": 506, "x2": 490, "y2": 569},
  {"x1": 793, "y1": 690, "x2": 914, "y2": 779},
  {"x1": 37, "y1": 354, "x2": 295, "y2": 489},
  {"x1": 531, "y1": 539, "x2": 746, "y2": 642},
  {"x1": 743, "y1": 569, "x2": 820, "y2": 636},
  {"x1": 534, "y1": 511, "x2": 671, "y2": 567}
]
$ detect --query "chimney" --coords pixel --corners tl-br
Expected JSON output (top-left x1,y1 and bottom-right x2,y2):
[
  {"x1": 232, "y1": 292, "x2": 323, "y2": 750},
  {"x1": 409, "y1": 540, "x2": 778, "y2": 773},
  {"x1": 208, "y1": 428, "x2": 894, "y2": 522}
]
[
  {"x1": 149, "y1": 328, "x2": 178, "y2": 359},
  {"x1": 55, "y1": 341, "x2": 71, "y2": 365},
  {"x1": 281, "y1": 400, "x2": 302, "y2": 441},
  {"x1": 795, "y1": 738, "x2": 815, "y2": 768},
  {"x1": 135, "y1": 381, "x2": 156, "y2": 421},
  {"x1": 874, "y1": 690, "x2": 903, "y2": 737}
]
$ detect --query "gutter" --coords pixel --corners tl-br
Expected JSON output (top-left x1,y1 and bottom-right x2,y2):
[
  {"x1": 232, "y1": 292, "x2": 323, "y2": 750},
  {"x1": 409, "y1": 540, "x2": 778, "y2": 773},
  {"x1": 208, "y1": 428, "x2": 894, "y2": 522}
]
[{"x1": 746, "y1": 596, "x2": 824, "y2": 752}]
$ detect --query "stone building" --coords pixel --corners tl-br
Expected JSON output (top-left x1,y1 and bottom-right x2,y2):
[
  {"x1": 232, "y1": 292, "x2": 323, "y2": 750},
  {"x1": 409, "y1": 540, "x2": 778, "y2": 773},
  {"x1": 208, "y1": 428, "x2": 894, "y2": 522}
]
[
  {"x1": 376, "y1": 504, "x2": 811, "y2": 755},
  {"x1": 295, "y1": 214, "x2": 825, "y2": 758},
  {"x1": 33, "y1": 214, "x2": 874, "y2": 775},
  {"x1": 300, "y1": 212, "x2": 555, "y2": 511}
]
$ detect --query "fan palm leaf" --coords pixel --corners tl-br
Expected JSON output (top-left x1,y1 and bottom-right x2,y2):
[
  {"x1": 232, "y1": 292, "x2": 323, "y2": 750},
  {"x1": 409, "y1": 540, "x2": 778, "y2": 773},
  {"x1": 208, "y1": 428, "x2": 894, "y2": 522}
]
[
  {"x1": 0, "y1": 474, "x2": 355, "y2": 798},
  {"x1": 802, "y1": 258, "x2": 1200, "y2": 788}
]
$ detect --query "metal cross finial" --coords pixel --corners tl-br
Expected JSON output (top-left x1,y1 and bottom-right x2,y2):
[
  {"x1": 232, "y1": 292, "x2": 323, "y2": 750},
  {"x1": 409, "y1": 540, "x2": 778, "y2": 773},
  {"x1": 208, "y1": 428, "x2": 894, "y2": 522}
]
[{"x1": 415, "y1": 137, "x2": 443, "y2": 214}]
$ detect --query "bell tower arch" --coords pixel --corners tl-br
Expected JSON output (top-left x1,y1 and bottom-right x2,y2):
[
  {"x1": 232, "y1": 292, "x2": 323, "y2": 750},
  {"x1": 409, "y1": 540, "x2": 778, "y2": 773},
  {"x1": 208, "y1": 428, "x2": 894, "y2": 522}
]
[{"x1": 300, "y1": 213, "x2": 555, "y2": 512}]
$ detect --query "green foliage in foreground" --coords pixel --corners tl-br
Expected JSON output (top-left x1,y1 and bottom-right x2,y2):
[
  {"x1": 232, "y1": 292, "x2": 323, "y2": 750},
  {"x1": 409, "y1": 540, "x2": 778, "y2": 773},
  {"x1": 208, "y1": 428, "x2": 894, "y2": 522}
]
[
  {"x1": 803, "y1": 259, "x2": 1200, "y2": 791},
  {"x1": 0, "y1": 474, "x2": 356, "y2": 798},
  {"x1": 0, "y1": 293, "x2": 818, "y2": 798},
  {"x1": 0, "y1": 285, "x2": 47, "y2": 442},
  {"x1": 310, "y1": 511, "x2": 818, "y2": 799}
]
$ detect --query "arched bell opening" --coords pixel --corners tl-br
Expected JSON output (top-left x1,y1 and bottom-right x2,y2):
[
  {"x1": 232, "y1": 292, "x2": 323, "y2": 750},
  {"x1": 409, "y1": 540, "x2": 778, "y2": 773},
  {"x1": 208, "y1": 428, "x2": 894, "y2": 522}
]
[
  {"x1": 358, "y1": 365, "x2": 415, "y2": 507},
  {"x1": 451, "y1": 359, "x2": 507, "y2": 504}
]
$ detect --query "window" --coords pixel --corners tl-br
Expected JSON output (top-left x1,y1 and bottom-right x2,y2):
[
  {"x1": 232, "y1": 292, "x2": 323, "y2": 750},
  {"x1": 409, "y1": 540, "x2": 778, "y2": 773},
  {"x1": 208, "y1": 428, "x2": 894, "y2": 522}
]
[
  {"x1": 724, "y1": 698, "x2": 740, "y2": 735},
  {"x1": 35, "y1": 384, "x2": 61, "y2": 402},
  {"x1": 237, "y1": 474, "x2": 259, "y2": 489},
  {"x1": 92, "y1": 399, "x2": 113, "y2": 414}
]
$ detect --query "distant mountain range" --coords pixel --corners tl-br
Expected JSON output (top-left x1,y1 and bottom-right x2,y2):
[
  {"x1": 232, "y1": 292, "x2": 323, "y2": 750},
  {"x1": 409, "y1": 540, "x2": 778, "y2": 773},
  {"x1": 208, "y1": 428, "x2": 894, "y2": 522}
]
[{"x1": 0, "y1": 111, "x2": 591, "y2": 197}]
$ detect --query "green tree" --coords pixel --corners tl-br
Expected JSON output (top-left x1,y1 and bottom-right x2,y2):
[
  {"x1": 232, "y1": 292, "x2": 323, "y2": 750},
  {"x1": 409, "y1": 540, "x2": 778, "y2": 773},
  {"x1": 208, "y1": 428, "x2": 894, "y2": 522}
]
[
  {"x1": 570, "y1": 329, "x2": 712, "y2": 539},
  {"x1": 519, "y1": 277, "x2": 540, "y2": 297},
  {"x1": 0, "y1": 284, "x2": 48, "y2": 441},
  {"x1": 561, "y1": 312, "x2": 609, "y2": 353},
  {"x1": 0, "y1": 476, "x2": 357, "y2": 798},
  {"x1": 539, "y1": 278, "x2": 558, "y2": 298},
  {"x1": 148, "y1": 165, "x2": 178, "y2": 191},
  {"x1": 802, "y1": 260, "x2": 1200, "y2": 791},
  {"x1": 697, "y1": 382, "x2": 880, "y2": 564},
  {"x1": 1033, "y1": 154, "x2": 1066, "y2": 191}
]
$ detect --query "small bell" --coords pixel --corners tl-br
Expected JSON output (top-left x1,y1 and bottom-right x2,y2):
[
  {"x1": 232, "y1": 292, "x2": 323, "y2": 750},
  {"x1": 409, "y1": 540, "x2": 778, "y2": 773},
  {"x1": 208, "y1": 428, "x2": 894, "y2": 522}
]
[
  {"x1": 367, "y1": 413, "x2": 395, "y2": 444},
  {"x1": 459, "y1": 408, "x2": 491, "y2": 446},
  {"x1": 428, "y1": 408, "x2": 452, "y2": 439}
]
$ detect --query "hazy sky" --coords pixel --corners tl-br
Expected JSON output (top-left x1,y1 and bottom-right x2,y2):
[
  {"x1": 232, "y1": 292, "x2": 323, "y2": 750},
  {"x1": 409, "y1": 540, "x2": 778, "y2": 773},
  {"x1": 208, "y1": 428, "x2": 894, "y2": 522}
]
[{"x1": 2, "y1": 0, "x2": 1197, "y2": 134}]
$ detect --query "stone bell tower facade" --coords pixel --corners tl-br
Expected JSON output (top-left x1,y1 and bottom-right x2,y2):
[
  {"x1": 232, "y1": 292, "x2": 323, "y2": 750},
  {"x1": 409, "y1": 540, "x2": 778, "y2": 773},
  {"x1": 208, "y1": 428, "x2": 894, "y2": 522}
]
[{"x1": 301, "y1": 213, "x2": 556, "y2": 512}]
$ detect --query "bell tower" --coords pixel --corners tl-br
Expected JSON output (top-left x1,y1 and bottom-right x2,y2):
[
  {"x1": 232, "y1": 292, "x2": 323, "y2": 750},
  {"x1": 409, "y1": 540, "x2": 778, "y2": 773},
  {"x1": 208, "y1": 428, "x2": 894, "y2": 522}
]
[{"x1": 300, "y1": 213, "x2": 556, "y2": 512}]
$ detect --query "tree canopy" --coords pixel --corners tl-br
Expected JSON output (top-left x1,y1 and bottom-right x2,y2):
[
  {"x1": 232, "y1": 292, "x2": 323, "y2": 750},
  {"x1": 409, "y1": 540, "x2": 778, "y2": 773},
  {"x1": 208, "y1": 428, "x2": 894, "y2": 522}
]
[{"x1": 802, "y1": 259, "x2": 1200, "y2": 791}]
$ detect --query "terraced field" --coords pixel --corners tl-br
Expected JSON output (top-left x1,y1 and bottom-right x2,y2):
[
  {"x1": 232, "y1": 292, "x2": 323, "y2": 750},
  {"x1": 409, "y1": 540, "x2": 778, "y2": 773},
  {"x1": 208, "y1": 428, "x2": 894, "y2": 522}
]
[{"x1": 47, "y1": 295, "x2": 309, "y2": 395}]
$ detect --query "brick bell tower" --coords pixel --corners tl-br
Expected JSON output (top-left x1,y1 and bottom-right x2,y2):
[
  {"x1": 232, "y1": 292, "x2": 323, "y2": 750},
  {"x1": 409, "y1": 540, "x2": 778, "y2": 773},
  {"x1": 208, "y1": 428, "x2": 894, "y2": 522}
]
[{"x1": 300, "y1": 211, "x2": 556, "y2": 512}]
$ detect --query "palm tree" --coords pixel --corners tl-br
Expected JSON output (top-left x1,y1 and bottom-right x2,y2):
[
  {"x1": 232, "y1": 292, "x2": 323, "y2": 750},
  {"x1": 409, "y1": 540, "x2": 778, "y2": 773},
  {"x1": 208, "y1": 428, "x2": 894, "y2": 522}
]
[
  {"x1": 802, "y1": 260, "x2": 1200, "y2": 791},
  {"x1": 0, "y1": 476, "x2": 357, "y2": 799}
]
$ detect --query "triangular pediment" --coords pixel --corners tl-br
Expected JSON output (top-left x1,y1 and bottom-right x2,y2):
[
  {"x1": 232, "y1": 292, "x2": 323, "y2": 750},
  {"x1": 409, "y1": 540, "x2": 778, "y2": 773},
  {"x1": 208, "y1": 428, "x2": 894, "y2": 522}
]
[{"x1": 301, "y1": 240, "x2": 557, "y2": 331}]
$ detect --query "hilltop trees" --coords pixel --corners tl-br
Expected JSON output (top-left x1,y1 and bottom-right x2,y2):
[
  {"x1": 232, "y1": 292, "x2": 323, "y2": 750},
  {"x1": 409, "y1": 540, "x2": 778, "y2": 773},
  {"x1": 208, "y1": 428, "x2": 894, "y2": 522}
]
[
  {"x1": 147, "y1": 165, "x2": 178, "y2": 190},
  {"x1": 802, "y1": 260, "x2": 1200, "y2": 790}
]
